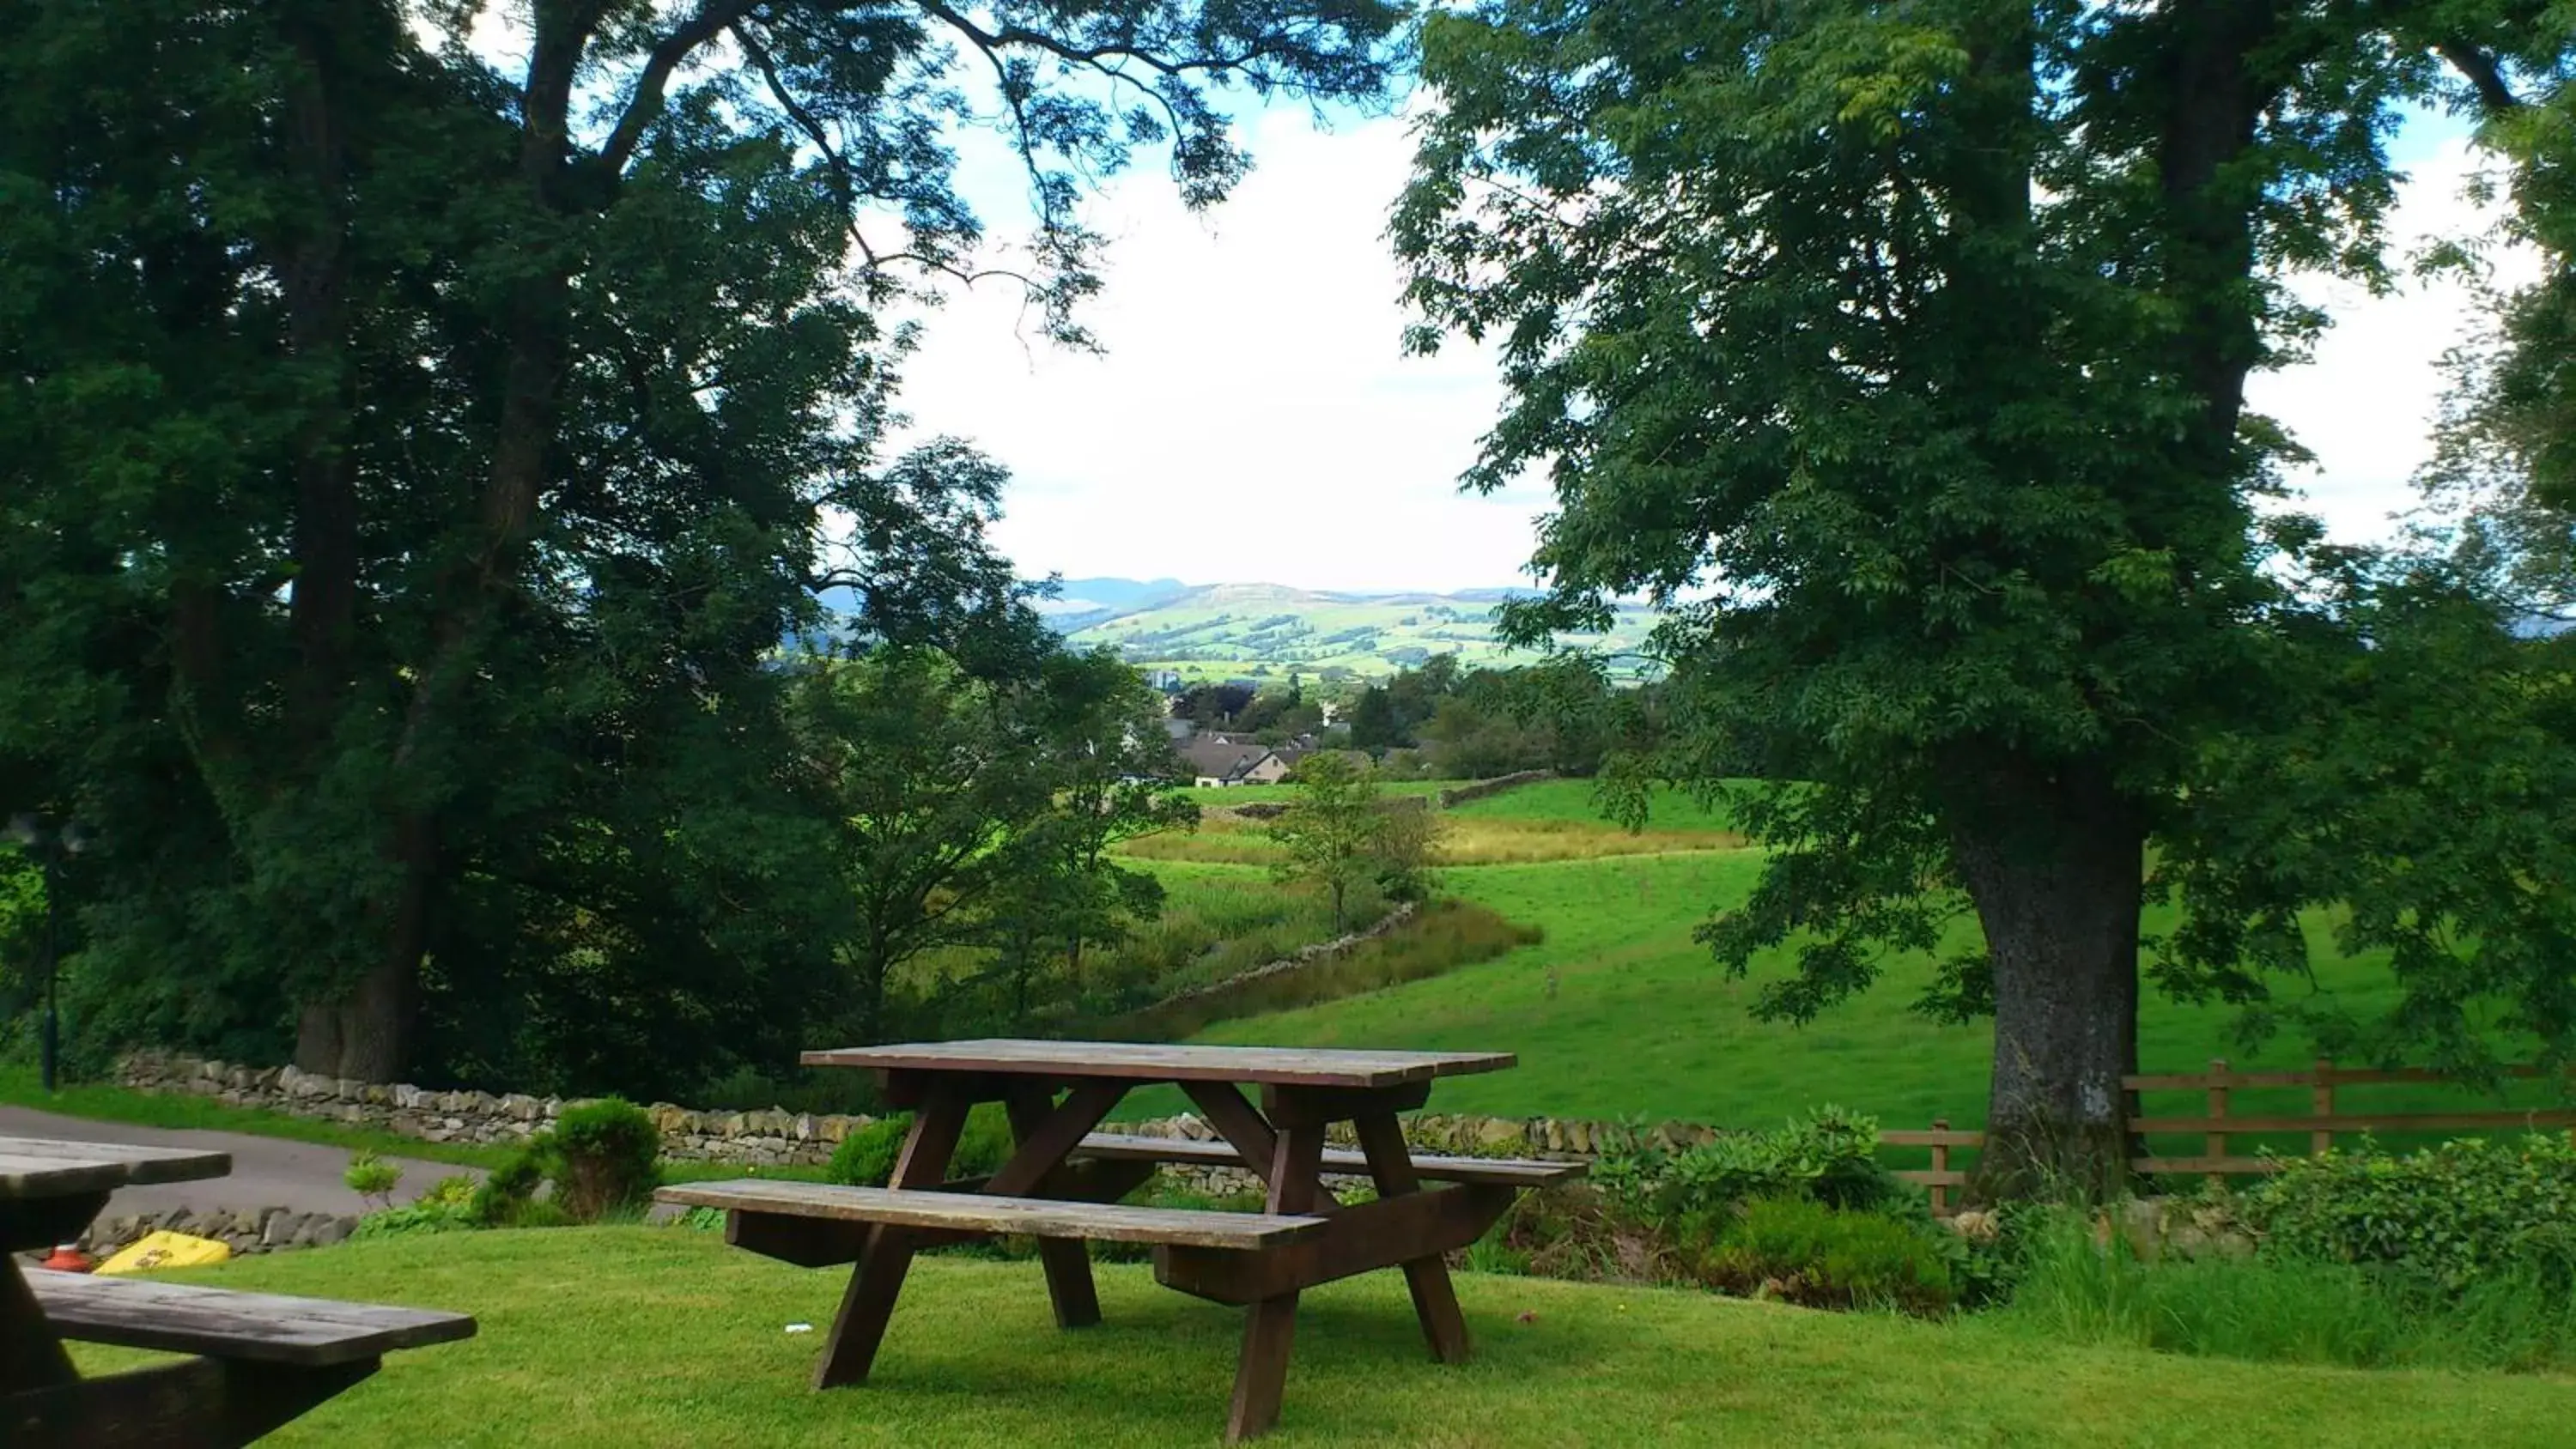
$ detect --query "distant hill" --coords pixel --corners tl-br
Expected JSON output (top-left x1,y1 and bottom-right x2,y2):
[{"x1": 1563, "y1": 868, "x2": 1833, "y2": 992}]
[{"x1": 1043, "y1": 579, "x2": 1657, "y2": 682}]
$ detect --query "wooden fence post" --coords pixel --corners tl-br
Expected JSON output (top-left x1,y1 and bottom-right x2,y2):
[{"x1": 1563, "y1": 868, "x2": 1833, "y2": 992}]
[
  {"x1": 1929, "y1": 1119, "x2": 1950, "y2": 1216},
  {"x1": 2205, "y1": 1058, "x2": 2229, "y2": 1187},
  {"x1": 2311, "y1": 1057, "x2": 2336, "y2": 1156}
]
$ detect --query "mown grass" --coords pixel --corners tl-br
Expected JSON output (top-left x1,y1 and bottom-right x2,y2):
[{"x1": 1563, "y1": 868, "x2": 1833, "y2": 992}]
[
  {"x1": 75, "y1": 1228, "x2": 2576, "y2": 1447},
  {"x1": 1445, "y1": 778, "x2": 1751, "y2": 831}
]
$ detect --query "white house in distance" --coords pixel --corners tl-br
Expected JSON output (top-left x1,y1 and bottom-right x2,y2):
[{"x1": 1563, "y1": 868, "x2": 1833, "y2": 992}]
[{"x1": 1181, "y1": 734, "x2": 1300, "y2": 788}]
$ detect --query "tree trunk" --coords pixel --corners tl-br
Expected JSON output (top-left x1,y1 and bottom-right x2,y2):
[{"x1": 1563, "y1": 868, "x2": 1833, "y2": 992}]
[
  {"x1": 294, "y1": 812, "x2": 435, "y2": 1080},
  {"x1": 1947, "y1": 756, "x2": 2147, "y2": 1203}
]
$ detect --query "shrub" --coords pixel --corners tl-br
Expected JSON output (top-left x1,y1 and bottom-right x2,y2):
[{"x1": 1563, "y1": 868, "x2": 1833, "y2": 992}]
[
  {"x1": 825, "y1": 1105, "x2": 1013, "y2": 1187},
  {"x1": 468, "y1": 1150, "x2": 544, "y2": 1228},
  {"x1": 2241, "y1": 1134, "x2": 2576, "y2": 1292},
  {"x1": 1692, "y1": 1196, "x2": 1959, "y2": 1315},
  {"x1": 550, "y1": 1098, "x2": 664, "y2": 1221},
  {"x1": 343, "y1": 1149, "x2": 403, "y2": 1210},
  {"x1": 352, "y1": 1172, "x2": 485, "y2": 1240},
  {"x1": 1596, "y1": 1106, "x2": 1905, "y2": 1225}
]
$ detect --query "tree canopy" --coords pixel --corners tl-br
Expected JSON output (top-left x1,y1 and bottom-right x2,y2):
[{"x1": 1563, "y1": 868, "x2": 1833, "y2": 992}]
[
  {"x1": 0, "y1": 0, "x2": 1396, "y2": 1089},
  {"x1": 1399, "y1": 0, "x2": 2576, "y2": 1194}
]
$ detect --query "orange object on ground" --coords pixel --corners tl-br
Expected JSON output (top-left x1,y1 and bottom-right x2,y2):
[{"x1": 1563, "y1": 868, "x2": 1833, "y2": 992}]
[{"x1": 39, "y1": 1243, "x2": 94, "y2": 1272}]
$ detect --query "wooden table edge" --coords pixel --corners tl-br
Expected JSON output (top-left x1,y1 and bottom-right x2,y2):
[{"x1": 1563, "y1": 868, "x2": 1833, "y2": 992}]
[{"x1": 796, "y1": 1046, "x2": 1518, "y2": 1090}]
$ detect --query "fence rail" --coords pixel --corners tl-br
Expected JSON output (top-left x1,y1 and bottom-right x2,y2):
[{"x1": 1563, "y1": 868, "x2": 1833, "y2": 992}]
[{"x1": 1884, "y1": 1058, "x2": 2576, "y2": 1213}]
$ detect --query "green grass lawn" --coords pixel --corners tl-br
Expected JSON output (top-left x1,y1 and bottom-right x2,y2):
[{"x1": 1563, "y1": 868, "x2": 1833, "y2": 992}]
[
  {"x1": 1444, "y1": 778, "x2": 1745, "y2": 831},
  {"x1": 80, "y1": 1228, "x2": 2575, "y2": 1446}
]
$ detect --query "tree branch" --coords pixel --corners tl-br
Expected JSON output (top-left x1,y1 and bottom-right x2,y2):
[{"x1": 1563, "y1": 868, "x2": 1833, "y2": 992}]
[
  {"x1": 599, "y1": 0, "x2": 756, "y2": 175},
  {"x1": 2437, "y1": 40, "x2": 2520, "y2": 114}
]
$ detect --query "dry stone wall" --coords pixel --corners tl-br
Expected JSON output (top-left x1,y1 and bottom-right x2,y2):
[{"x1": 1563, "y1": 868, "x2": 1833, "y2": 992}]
[
  {"x1": 115, "y1": 1049, "x2": 1702, "y2": 1177},
  {"x1": 117, "y1": 1052, "x2": 872, "y2": 1168},
  {"x1": 77, "y1": 1204, "x2": 359, "y2": 1260}
]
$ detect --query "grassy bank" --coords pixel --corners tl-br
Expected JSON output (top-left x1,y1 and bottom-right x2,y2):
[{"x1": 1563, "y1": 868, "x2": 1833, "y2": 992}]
[
  {"x1": 1178, "y1": 852, "x2": 2537, "y2": 1135},
  {"x1": 79, "y1": 1228, "x2": 2575, "y2": 1447}
]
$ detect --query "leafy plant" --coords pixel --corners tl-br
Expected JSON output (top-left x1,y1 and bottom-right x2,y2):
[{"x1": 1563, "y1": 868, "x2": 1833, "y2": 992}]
[
  {"x1": 549, "y1": 1098, "x2": 664, "y2": 1222},
  {"x1": 1599, "y1": 1107, "x2": 1905, "y2": 1226},
  {"x1": 1694, "y1": 1196, "x2": 1958, "y2": 1315},
  {"x1": 468, "y1": 1151, "x2": 544, "y2": 1228},
  {"x1": 351, "y1": 1170, "x2": 484, "y2": 1240},
  {"x1": 343, "y1": 1149, "x2": 403, "y2": 1211},
  {"x1": 824, "y1": 1105, "x2": 1014, "y2": 1187},
  {"x1": 2242, "y1": 1134, "x2": 2576, "y2": 1293}
]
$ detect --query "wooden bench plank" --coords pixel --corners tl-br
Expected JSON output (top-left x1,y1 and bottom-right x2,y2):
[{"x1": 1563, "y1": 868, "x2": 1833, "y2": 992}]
[
  {"x1": 1074, "y1": 1133, "x2": 1587, "y2": 1188},
  {"x1": 657, "y1": 1180, "x2": 1329, "y2": 1250},
  {"x1": 27, "y1": 1271, "x2": 476, "y2": 1367}
]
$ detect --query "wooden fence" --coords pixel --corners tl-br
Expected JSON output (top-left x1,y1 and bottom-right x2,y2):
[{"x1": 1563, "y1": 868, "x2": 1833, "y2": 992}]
[{"x1": 1885, "y1": 1058, "x2": 2576, "y2": 1213}]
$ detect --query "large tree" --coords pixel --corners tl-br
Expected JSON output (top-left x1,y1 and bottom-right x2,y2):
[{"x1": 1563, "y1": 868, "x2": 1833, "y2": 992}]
[
  {"x1": 0, "y1": 0, "x2": 1400, "y2": 1083},
  {"x1": 1397, "y1": 0, "x2": 2573, "y2": 1193}
]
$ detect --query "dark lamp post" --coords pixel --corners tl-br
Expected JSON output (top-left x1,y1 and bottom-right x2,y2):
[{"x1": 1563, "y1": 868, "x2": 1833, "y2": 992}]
[{"x1": 9, "y1": 813, "x2": 89, "y2": 1093}]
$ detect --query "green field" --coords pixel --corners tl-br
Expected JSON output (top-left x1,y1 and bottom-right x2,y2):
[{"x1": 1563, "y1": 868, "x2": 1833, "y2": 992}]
[
  {"x1": 1181, "y1": 779, "x2": 1452, "y2": 807},
  {"x1": 80, "y1": 1228, "x2": 2576, "y2": 1447},
  {"x1": 1061, "y1": 582, "x2": 1656, "y2": 682},
  {"x1": 1136, "y1": 784, "x2": 2552, "y2": 1143}
]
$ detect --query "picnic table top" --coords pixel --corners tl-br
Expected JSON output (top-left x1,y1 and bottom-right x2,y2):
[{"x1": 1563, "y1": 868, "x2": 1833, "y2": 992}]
[
  {"x1": 801, "y1": 1039, "x2": 1516, "y2": 1089},
  {"x1": 0, "y1": 1133, "x2": 232, "y2": 1203}
]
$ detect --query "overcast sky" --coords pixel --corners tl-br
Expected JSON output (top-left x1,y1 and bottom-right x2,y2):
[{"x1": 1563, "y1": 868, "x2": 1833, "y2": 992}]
[{"x1": 890, "y1": 99, "x2": 2534, "y2": 594}]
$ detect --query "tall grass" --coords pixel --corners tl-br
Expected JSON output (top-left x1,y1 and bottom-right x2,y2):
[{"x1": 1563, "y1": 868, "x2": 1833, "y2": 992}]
[
  {"x1": 1101, "y1": 899, "x2": 1540, "y2": 1040},
  {"x1": 1115, "y1": 812, "x2": 1744, "y2": 866},
  {"x1": 1992, "y1": 1210, "x2": 2576, "y2": 1372}
]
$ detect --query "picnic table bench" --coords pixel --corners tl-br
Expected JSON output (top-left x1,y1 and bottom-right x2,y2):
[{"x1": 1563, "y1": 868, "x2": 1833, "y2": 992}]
[
  {"x1": 659, "y1": 1040, "x2": 1581, "y2": 1441},
  {"x1": 1, "y1": 1133, "x2": 474, "y2": 1447}
]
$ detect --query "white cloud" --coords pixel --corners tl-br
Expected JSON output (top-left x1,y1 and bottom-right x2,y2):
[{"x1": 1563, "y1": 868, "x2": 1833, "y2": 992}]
[
  {"x1": 2249, "y1": 136, "x2": 2539, "y2": 543},
  {"x1": 890, "y1": 109, "x2": 1537, "y2": 593},
  {"x1": 893, "y1": 110, "x2": 2539, "y2": 591}
]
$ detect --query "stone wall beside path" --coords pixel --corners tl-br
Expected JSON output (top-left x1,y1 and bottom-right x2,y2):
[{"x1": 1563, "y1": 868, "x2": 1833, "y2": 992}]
[{"x1": 115, "y1": 1049, "x2": 1705, "y2": 1175}]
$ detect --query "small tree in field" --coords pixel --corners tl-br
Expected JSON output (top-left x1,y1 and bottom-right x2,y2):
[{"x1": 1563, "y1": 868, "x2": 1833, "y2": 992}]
[{"x1": 1267, "y1": 754, "x2": 1389, "y2": 933}]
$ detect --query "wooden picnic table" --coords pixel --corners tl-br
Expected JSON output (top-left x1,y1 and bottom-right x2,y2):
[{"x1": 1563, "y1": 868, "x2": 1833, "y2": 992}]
[
  {"x1": 662, "y1": 1039, "x2": 1579, "y2": 1441},
  {"x1": 1, "y1": 1132, "x2": 472, "y2": 1447}
]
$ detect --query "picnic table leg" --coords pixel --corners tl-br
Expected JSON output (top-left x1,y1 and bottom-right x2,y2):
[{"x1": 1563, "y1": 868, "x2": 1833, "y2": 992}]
[
  {"x1": 1000, "y1": 1083, "x2": 1116, "y2": 1330},
  {"x1": 1352, "y1": 1113, "x2": 1473, "y2": 1364},
  {"x1": 1, "y1": 1258, "x2": 78, "y2": 1394},
  {"x1": 1226, "y1": 1124, "x2": 1322, "y2": 1443},
  {"x1": 813, "y1": 1083, "x2": 970, "y2": 1390}
]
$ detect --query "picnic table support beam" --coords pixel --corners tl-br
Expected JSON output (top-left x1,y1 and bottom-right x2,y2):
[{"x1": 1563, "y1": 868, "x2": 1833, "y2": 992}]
[
  {"x1": 1, "y1": 1262, "x2": 80, "y2": 1395},
  {"x1": 999, "y1": 1082, "x2": 1130, "y2": 1330},
  {"x1": 813, "y1": 1082, "x2": 969, "y2": 1391},
  {"x1": 1351, "y1": 1113, "x2": 1473, "y2": 1364}
]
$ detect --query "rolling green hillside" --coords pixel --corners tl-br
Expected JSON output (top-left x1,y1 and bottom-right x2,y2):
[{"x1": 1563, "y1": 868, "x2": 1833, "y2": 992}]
[
  {"x1": 1057, "y1": 581, "x2": 1657, "y2": 681},
  {"x1": 1115, "y1": 780, "x2": 2548, "y2": 1137}
]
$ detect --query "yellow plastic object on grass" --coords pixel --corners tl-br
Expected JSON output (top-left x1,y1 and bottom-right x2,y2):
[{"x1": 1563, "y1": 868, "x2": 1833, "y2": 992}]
[{"x1": 96, "y1": 1230, "x2": 233, "y2": 1276}]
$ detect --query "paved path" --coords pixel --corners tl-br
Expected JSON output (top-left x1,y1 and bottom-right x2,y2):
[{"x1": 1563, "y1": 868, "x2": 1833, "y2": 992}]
[{"x1": 0, "y1": 1104, "x2": 482, "y2": 1221}]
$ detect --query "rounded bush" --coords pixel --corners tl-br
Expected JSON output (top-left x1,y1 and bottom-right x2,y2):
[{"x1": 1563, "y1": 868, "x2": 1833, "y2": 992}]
[{"x1": 550, "y1": 1097, "x2": 664, "y2": 1221}]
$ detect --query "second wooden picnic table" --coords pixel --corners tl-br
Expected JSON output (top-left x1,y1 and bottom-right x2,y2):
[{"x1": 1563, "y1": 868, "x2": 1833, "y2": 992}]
[{"x1": 661, "y1": 1039, "x2": 1579, "y2": 1441}]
